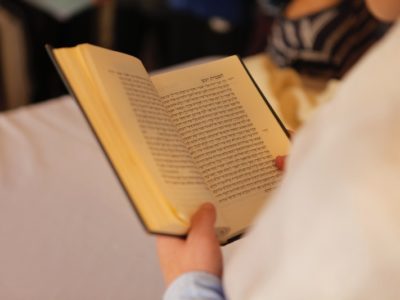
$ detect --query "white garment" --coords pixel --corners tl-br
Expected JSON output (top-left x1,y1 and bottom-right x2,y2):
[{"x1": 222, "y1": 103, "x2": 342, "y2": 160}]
[{"x1": 225, "y1": 21, "x2": 400, "y2": 299}]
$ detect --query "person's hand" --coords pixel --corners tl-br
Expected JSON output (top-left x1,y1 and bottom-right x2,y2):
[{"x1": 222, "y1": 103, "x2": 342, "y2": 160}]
[
  {"x1": 275, "y1": 130, "x2": 294, "y2": 171},
  {"x1": 275, "y1": 155, "x2": 287, "y2": 171},
  {"x1": 156, "y1": 203, "x2": 222, "y2": 286}
]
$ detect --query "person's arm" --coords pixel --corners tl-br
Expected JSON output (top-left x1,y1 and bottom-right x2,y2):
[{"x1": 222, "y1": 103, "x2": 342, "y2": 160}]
[{"x1": 156, "y1": 203, "x2": 225, "y2": 299}]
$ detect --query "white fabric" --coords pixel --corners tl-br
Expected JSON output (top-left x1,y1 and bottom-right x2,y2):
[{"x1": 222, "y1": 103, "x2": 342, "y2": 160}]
[
  {"x1": 225, "y1": 21, "x2": 400, "y2": 299},
  {"x1": 0, "y1": 98, "x2": 164, "y2": 299}
]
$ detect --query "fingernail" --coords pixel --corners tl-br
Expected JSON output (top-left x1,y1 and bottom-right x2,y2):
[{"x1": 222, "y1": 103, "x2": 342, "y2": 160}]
[{"x1": 202, "y1": 202, "x2": 214, "y2": 210}]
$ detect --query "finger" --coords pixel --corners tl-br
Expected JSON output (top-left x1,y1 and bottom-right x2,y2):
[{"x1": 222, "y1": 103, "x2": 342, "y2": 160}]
[
  {"x1": 275, "y1": 155, "x2": 286, "y2": 171},
  {"x1": 189, "y1": 203, "x2": 217, "y2": 239}
]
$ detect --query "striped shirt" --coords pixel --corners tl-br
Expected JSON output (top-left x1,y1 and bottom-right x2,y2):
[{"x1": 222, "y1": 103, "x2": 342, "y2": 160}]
[{"x1": 267, "y1": 0, "x2": 389, "y2": 79}]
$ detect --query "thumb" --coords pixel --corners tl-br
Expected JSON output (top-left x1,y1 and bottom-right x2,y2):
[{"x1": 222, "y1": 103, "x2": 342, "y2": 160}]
[{"x1": 189, "y1": 203, "x2": 217, "y2": 239}]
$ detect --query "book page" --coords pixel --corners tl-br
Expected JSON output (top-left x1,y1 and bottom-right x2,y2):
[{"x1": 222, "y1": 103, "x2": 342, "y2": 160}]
[
  {"x1": 151, "y1": 56, "x2": 290, "y2": 236},
  {"x1": 72, "y1": 45, "x2": 214, "y2": 227}
]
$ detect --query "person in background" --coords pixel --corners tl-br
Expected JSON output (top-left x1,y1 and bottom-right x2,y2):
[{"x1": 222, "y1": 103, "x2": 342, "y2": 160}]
[
  {"x1": 163, "y1": 0, "x2": 256, "y2": 65},
  {"x1": 94, "y1": 0, "x2": 258, "y2": 68},
  {"x1": 107, "y1": 0, "x2": 167, "y2": 70},
  {"x1": 259, "y1": 0, "x2": 389, "y2": 79},
  {"x1": 156, "y1": 0, "x2": 400, "y2": 298}
]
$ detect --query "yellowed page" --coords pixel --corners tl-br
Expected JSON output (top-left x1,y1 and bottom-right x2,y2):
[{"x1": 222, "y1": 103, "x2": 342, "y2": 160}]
[
  {"x1": 151, "y1": 56, "x2": 290, "y2": 238},
  {"x1": 54, "y1": 44, "x2": 214, "y2": 234}
]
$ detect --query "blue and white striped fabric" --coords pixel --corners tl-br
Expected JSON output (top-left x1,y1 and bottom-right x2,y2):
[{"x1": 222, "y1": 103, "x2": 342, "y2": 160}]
[{"x1": 267, "y1": 0, "x2": 389, "y2": 78}]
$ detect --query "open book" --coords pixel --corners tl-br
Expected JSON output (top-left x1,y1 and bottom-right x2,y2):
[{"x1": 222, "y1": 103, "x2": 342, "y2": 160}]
[{"x1": 47, "y1": 44, "x2": 290, "y2": 244}]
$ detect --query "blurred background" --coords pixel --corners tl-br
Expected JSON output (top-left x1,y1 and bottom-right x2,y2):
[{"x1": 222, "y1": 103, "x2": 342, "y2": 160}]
[
  {"x1": 0, "y1": 0, "x2": 272, "y2": 110},
  {"x1": 0, "y1": 0, "x2": 390, "y2": 113}
]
